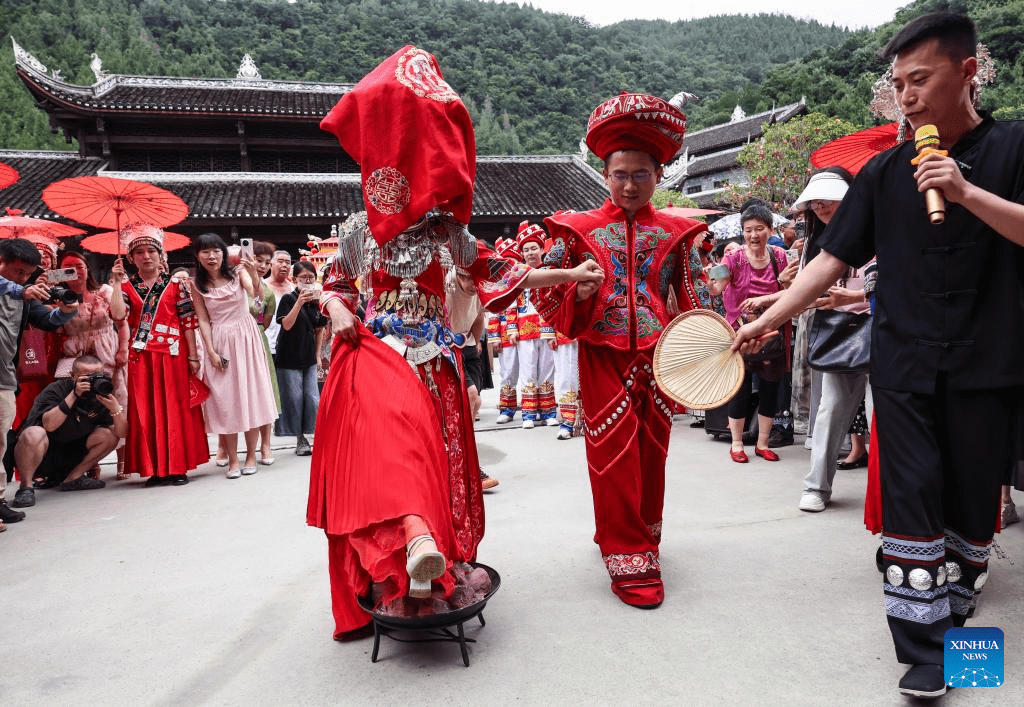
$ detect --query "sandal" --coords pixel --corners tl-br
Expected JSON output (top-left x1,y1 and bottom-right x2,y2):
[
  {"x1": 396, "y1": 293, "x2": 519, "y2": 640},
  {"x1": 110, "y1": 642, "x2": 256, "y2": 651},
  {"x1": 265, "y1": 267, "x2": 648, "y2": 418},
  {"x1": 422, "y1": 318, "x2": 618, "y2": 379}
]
[
  {"x1": 116, "y1": 461, "x2": 129, "y2": 481},
  {"x1": 59, "y1": 476, "x2": 106, "y2": 491},
  {"x1": 406, "y1": 535, "x2": 445, "y2": 598}
]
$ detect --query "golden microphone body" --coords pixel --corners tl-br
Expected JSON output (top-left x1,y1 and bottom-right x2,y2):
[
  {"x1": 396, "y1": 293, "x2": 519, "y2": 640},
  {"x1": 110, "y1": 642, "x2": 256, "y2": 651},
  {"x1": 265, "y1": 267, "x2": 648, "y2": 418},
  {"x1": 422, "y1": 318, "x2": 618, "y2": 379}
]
[{"x1": 913, "y1": 124, "x2": 947, "y2": 224}]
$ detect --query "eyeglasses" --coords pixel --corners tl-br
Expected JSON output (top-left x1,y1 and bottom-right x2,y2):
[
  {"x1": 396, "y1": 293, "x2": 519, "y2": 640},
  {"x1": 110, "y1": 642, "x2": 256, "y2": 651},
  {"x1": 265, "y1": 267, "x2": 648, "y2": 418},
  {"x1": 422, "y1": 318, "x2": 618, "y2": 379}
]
[
  {"x1": 609, "y1": 170, "x2": 654, "y2": 184},
  {"x1": 806, "y1": 199, "x2": 834, "y2": 210}
]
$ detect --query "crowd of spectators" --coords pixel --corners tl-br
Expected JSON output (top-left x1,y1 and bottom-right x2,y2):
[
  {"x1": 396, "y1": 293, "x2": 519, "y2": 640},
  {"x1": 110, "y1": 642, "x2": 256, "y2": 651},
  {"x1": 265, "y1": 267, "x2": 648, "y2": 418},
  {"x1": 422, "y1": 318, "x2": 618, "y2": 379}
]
[{"x1": 0, "y1": 232, "x2": 326, "y2": 533}]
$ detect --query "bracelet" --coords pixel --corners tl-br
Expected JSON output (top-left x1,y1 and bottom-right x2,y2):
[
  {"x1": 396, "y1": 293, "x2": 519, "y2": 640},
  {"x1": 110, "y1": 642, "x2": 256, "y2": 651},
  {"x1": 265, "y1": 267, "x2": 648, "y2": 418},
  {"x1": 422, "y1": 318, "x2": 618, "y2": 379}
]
[
  {"x1": 188, "y1": 357, "x2": 200, "y2": 362},
  {"x1": 112, "y1": 407, "x2": 124, "y2": 415}
]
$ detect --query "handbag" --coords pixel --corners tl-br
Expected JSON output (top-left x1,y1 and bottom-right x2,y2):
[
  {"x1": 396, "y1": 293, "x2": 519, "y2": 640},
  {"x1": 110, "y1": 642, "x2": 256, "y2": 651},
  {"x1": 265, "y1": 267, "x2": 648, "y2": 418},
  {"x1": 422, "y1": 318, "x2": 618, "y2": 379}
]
[
  {"x1": 17, "y1": 328, "x2": 48, "y2": 378},
  {"x1": 741, "y1": 249, "x2": 788, "y2": 382},
  {"x1": 806, "y1": 309, "x2": 871, "y2": 373}
]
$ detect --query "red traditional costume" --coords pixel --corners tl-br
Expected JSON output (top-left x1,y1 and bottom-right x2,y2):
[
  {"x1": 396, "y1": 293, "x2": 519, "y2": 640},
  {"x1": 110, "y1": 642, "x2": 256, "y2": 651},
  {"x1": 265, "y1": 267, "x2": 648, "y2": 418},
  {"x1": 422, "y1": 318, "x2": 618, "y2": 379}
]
[
  {"x1": 534, "y1": 93, "x2": 709, "y2": 608},
  {"x1": 489, "y1": 237, "x2": 522, "y2": 419},
  {"x1": 514, "y1": 222, "x2": 557, "y2": 425},
  {"x1": 310, "y1": 46, "x2": 532, "y2": 638},
  {"x1": 120, "y1": 228, "x2": 208, "y2": 479}
]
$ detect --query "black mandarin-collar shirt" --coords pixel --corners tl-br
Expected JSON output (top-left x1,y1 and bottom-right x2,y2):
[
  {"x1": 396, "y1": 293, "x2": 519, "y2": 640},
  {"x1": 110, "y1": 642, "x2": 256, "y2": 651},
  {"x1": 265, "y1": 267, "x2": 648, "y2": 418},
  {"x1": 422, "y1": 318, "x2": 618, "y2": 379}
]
[{"x1": 817, "y1": 113, "x2": 1024, "y2": 394}]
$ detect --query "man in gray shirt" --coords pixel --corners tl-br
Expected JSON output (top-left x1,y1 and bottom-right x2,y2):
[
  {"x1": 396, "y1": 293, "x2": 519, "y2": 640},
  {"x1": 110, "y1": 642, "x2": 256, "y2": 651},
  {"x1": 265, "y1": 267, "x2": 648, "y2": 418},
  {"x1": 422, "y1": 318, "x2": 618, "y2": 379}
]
[{"x1": 1, "y1": 238, "x2": 78, "y2": 528}]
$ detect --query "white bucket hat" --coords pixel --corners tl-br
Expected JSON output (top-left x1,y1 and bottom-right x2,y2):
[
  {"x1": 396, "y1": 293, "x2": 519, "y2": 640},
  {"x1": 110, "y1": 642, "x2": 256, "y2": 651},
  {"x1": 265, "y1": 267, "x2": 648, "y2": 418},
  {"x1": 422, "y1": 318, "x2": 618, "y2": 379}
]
[{"x1": 792, "y1": 172, "x2": 850, "y2": 211}]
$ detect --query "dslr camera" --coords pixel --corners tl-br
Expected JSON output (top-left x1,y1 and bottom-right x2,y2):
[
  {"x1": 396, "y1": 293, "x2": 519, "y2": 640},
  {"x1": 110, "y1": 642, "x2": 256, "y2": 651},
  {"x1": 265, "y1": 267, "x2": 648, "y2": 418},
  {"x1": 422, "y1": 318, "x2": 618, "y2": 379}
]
[
  {"x1": 47, "y1": 285, "x2": 82, "y2": 306},
  {"x1": 84, "y1": 372, "x2": 115, "y2": 398}
]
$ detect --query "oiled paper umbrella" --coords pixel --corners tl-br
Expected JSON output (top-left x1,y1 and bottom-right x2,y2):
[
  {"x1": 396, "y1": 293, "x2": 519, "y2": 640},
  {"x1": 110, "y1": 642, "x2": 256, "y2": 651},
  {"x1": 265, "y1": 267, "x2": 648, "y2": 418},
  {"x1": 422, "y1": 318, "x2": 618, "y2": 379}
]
[{"x1": 653, "y1": 310, "x2": 744, "y2": 410}]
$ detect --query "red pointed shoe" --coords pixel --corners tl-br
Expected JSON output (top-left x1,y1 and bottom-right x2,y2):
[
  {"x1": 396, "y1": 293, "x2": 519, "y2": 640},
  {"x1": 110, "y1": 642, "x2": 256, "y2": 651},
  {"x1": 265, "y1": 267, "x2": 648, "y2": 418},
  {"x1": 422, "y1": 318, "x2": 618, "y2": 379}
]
[
  {"x1": 755, "y1": 447, "x2": 780, "y2": 462},
  {"x1": 730, "y1": 448, "x2": 749, "y2": 463}
]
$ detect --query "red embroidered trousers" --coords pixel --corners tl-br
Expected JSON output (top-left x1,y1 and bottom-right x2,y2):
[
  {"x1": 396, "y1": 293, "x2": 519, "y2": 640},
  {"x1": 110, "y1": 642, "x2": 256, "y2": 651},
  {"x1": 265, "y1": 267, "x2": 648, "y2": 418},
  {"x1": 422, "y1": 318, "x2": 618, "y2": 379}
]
[{"x1": 578, "y1": 344, "x2": 675, "y2": 596}]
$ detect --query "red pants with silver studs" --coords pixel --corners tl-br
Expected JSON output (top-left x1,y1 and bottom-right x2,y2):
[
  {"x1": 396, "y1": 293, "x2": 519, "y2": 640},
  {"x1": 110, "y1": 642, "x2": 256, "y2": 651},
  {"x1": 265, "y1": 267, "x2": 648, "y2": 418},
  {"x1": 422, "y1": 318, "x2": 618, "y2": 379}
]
[{"x1": 578, "y1": 344, "x2": 674, "y2": 607}]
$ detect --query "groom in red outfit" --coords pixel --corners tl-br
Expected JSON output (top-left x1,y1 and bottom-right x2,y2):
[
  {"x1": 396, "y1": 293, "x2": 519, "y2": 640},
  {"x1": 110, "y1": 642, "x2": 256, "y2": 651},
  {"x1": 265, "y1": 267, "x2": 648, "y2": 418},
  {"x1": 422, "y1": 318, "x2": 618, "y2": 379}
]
[{"x1": 535, "y1": 93, "x2": 710, "y2": 608}]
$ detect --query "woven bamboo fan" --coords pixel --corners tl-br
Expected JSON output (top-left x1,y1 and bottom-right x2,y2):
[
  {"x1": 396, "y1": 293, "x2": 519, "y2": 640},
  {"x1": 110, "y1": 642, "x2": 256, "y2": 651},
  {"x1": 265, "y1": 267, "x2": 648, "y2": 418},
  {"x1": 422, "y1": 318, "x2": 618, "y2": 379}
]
[{"x1": 653, "y1": 310, "x2": 744, "y2": 410}]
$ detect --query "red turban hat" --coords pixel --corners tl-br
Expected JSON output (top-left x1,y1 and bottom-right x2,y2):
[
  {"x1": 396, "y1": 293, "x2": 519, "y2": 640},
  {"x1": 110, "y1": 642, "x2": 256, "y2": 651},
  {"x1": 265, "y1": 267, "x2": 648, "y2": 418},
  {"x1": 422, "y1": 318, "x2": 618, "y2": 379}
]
[
  {"x1": 585, "y1": 92, "x2": 687, "y2": 165},
  {"x1": 320, "y1": 46, "x2": 475, "y2": 245},
  {"x1": 516, "y1": 220, "x2": 546, "y2": 251}
]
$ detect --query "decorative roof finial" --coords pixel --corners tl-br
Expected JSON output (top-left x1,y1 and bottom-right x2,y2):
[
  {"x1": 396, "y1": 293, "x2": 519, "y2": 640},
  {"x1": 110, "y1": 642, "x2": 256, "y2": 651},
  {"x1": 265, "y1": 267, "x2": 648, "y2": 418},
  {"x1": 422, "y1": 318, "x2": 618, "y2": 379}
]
[
  {"x1": 669, "y1": 91, "x2": 700, "y2": 109},
  {"x1": 730, "y1": 105, "x2": 746, "y2": 123},
  {"x1": 90, "y1": 52, "x2": 109, "y2": 83},
  {"x1": 237, "y1": 54, "x2": 262, "y2": 80}
]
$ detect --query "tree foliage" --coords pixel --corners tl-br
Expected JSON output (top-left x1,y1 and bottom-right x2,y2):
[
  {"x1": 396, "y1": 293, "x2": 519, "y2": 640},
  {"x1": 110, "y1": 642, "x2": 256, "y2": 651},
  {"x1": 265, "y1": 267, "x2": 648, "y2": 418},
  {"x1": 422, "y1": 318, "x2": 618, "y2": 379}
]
[
  {"x1": 0, "y1": 0, "x2": 1021, "y2": 157},
  {"x1": 725, "y1": 113, "x2": 858, "y2": 211}
]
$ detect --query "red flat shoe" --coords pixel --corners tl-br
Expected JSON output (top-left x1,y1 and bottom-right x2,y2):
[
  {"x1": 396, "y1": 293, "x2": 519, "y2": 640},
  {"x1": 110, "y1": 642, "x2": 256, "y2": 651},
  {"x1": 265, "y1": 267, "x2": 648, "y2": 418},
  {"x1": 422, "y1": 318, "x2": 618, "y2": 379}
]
[
  {"x1": 755, "y1": 447, "x2": 780, "y2": 462},
  {"x1": 730, "y1": 448, "x2": 748, "y2": 463}
]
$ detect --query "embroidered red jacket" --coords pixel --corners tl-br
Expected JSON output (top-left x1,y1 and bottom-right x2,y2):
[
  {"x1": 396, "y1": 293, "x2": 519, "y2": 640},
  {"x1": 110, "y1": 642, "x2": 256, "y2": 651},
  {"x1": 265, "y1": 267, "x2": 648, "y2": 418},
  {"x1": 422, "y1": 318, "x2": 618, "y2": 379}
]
[{"x1": 536, "y1": 200, "x2": 707, "y2": 351}]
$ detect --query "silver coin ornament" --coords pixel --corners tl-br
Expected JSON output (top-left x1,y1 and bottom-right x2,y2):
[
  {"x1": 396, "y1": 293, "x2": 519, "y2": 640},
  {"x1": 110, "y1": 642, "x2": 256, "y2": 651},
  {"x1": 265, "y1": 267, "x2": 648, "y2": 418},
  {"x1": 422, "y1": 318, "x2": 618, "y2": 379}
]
[
  {"x1": 908, "y1": 568, "x2": 933, "y2": 591},
  {"x1": 886, "y1": 565, "x2": 904, "y2": 587},
  {"x1": 945, "y1": 561, "x2": 962, "y2": 583},
  {"x1": 974, "y1": 571, "x2": 988, "y2": 590}
]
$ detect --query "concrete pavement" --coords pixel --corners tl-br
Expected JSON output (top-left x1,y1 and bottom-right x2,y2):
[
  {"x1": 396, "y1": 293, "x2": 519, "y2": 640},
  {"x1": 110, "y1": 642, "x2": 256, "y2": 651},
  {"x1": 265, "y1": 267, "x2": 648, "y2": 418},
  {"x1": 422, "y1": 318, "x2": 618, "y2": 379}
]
[{"x1": 1, "y1": 386, "x2": 1022, "y2": 705}]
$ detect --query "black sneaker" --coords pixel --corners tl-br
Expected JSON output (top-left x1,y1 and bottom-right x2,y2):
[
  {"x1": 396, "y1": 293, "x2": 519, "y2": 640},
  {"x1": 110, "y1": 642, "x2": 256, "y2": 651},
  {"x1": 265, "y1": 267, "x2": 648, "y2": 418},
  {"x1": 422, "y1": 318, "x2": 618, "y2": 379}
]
[
  {"x1": 295, "y1": 436, "x2": 312, "y2": 456},
  {"x1": 898, "y1": 664, "x2": 946, "y2": 698},
  {"x1": 11, "y1": 487, "x2": 35, "y2": 508},
  {"x1": 0, "y1": 500, "x2": 26, "y2": 523}
]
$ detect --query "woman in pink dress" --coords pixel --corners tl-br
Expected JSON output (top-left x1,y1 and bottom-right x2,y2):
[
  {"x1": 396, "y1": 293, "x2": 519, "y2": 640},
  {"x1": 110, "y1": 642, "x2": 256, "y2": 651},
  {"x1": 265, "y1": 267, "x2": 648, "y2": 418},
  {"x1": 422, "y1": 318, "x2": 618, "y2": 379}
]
[
  {"x1": 190, "y1": 233, "x2": 277, "y2": 478},
  {"x1": 55, "y1": 250, "x2": 130, "y2": 479}
]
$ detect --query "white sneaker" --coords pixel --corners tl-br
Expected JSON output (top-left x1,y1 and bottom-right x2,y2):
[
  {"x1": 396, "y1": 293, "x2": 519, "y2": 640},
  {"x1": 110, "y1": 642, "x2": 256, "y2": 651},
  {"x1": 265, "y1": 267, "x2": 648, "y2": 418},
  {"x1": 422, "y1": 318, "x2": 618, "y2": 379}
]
[
  {"x1": 803, "y1": 437, "x2": 813, "y2": 450},
  {"x1": 522, "y1": 419, "x2": 535, "y2": 429},
  {"x1": 496, "y1": 413, "x2": 513, "y2": 424},
  {"x1": 545, "y1": 418, "x2": 560, "y2": 427},
  {"x1": 556, "y1": 427, "x2": 572, "y2": 440},
  {"x1": 799, "y1": 491, "x2": 826, "y2": 513}
]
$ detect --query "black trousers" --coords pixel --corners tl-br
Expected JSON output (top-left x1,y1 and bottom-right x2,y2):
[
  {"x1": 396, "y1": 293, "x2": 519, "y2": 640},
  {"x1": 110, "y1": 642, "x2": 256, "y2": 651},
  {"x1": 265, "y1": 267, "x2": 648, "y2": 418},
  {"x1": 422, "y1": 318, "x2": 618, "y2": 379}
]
[{"x1": 874, "y1": 380, "x2": 1019, "y2": 666}]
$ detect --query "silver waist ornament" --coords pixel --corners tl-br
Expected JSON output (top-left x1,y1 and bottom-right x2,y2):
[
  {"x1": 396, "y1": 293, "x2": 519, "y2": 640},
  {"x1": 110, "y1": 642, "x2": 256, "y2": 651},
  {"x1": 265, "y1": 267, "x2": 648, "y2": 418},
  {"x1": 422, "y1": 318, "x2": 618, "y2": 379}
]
[{"x1": 334, "y1": 210, "x2": 477, "y2": 326}]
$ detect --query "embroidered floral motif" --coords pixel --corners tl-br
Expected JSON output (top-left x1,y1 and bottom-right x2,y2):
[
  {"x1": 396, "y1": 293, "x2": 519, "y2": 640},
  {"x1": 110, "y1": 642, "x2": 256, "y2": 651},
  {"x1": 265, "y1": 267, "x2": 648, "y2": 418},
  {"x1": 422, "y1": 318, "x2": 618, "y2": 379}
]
[
  {"x1": 394, "y1": 47, "x2": 460, "y2": 103},
  {"x1": 603, "y1": 551, "x2": 661, "y2": 578}
]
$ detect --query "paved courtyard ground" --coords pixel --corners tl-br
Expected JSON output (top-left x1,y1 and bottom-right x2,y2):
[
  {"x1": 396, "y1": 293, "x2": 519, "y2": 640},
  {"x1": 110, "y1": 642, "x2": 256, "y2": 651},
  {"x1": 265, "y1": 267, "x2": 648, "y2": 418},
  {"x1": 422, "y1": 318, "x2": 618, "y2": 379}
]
[{"x1": 2, "y1": 386, "x2": 1022, "y2": 705}]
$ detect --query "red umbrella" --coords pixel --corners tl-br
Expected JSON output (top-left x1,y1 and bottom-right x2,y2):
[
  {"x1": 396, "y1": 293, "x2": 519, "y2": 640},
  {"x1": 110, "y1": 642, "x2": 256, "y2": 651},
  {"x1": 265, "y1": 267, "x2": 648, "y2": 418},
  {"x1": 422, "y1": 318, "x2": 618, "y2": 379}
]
[
  {"x1": 0, "y1": 211, "x2": 86, "y2": 240},
  {"x1": 81, "y1": 229, "x2": 192, "y2": 255},
  {"x1": 811, "y1": 122, "x2": 901, "y2": 175},
  {"x1": 660, "y1": 206, "x2": 724, "y2": 219},
  {"x1": 42, "y1": 177, "x2": 188, "y2": 253},
  {"x1": 0, "y1": 162, "x2": 18, "y2": 190}
]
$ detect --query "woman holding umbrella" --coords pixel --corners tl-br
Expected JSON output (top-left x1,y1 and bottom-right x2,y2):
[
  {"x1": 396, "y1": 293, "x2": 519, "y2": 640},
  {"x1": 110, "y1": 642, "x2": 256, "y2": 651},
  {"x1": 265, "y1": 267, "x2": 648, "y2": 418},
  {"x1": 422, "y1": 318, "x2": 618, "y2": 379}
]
[{"x1": 109, "y1": 224, "x2": 209, "y2": 485}]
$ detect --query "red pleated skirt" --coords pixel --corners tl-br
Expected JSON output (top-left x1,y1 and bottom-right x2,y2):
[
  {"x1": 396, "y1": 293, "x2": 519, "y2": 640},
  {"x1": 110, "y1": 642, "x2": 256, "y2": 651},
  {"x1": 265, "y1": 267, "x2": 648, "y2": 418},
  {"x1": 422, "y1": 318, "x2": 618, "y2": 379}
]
[
  {"x1": 308, "y1": 325, "x2": 484, "y2": 636},
  {"x1": 125, "y1": 350, "x2": 209, "y2": 477}
]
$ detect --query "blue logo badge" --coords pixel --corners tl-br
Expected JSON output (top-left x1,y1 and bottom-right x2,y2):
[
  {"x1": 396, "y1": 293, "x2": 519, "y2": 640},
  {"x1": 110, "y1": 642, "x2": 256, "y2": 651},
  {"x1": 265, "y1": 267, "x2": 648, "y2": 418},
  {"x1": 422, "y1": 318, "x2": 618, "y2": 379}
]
[{"x1": 944, "y1": 627, "x2": 1004, "y2": 687}]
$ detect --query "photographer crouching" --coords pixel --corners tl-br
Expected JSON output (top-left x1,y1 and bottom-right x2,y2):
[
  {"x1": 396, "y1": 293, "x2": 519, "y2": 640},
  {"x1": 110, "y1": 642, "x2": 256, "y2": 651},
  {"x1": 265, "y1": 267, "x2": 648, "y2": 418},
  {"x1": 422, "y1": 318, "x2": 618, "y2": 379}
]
[{"x1": 12, "y1": 355, "x2": 124, "y2": 497}]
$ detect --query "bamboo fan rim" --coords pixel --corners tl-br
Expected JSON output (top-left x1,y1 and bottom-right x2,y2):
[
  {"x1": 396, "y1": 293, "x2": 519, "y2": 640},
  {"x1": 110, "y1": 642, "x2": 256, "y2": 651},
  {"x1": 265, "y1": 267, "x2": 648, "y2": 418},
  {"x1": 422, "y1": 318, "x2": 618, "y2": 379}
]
[{"x1": 653, "y1": 309, "x2": 745, "y2": 410}]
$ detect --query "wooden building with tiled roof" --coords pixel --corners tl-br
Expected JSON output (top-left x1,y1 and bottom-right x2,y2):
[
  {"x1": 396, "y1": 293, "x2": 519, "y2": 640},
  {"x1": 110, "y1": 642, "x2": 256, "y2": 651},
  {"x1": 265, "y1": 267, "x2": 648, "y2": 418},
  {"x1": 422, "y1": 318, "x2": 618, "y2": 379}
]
[
  {"x1": 661, "y1": 100, "x2": 807, "y2": 207},
  {"x1": 6, "y1": 40, "x2": 607, "y2": 252}
]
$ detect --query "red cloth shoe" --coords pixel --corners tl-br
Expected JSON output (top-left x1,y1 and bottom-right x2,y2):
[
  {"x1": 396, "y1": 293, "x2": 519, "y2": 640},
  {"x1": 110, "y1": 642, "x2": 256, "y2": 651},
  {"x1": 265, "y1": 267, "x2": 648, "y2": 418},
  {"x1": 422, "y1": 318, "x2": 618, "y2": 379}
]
[
  {"x1": 730, "y1": 448, "x2": 749, "y2": 463},
  {"x1": 755, "y1": 447, "x2": 780, "y2": 462},
  {"x1": 611, "y1": 577, "x2": 664, "y2": 609}
]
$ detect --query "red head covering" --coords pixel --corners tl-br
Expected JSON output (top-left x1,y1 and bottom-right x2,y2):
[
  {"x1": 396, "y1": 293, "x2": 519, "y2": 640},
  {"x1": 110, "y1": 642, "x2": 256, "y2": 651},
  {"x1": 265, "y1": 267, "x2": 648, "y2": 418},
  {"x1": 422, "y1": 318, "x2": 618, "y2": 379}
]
[
  {"x1": 516, "y1": 220, "x2": 546, "y2": 251},
  {"x1": 320, "y1": 46, "x2": 476, "y2": 246},
  {"x1": 495, "y1": 237, "x2": 521, "y2": 262},
  {"x1": 21, "y1": 230, "x2": 60, "y2": 263},
  {"x1": 585, "y1": 92, "x2": 687, "y2": 165}
]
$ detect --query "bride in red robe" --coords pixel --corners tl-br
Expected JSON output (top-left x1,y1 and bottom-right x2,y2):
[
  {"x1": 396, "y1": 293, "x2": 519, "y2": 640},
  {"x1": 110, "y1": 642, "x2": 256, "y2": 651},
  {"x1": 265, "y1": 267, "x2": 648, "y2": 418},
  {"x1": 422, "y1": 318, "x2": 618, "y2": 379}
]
[{"x1": 308, "y1": 46, "x2": 603, "y2": 639}]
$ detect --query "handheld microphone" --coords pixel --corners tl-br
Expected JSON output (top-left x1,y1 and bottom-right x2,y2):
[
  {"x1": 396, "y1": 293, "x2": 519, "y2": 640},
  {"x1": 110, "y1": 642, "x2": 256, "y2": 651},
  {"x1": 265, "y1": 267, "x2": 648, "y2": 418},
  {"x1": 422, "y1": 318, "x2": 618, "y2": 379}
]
[{"x1": 914, "y1": 125, "x2": 946, "y2": 224}]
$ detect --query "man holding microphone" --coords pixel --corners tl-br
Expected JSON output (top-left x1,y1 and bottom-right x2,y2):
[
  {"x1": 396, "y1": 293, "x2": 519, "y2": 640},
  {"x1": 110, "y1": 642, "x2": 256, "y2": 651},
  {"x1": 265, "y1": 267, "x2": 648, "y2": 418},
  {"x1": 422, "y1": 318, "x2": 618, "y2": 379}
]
[{"x1": 733, "y1": 11, "x2": 1024, "y2": 699}]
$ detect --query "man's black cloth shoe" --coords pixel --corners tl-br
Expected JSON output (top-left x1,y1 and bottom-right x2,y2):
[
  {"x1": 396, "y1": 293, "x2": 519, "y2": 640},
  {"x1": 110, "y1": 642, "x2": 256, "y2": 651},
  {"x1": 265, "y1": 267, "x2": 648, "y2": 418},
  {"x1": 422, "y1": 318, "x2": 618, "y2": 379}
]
[
  {"x1": 898, "y1": 664, "x2": 946, "y2": 698},
  {"x1": 59, "y1": 476, "x2": 106, "y2": 491},
  {"x1": 170, "y1": 474, "x2": 189, "y2": 486},
  {"x1": 11, "y1": 487, "x2": 35, "y2": 507},
  {"x1": 144, "y1": 475, "x2": 168, "y2": 488},
  {"x1": 0, "y1": 500, "x2": 25, "y2": 523}
]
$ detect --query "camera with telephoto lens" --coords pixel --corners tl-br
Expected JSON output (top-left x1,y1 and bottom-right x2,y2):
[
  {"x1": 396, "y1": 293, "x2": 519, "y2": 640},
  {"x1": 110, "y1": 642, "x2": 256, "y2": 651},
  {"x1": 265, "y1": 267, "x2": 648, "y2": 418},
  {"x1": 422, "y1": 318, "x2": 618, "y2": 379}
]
[
  {"x1": 47, "y1": 285, "x2": 82, "y2": 306},
  {"x1": 85, "y1": 372, "x2": 115, "y2": 398}
]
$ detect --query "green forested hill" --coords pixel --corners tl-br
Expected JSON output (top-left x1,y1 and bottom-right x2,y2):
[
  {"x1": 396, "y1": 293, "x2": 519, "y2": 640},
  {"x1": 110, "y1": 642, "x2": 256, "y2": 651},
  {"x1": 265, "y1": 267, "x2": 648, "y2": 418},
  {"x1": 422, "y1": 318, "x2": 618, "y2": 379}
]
[
  {"x1": 0, "y1": 0, "x2": 851, "y2": 153},
  {"x1": 1, "y1": 0, "x2": 1022, "y2": 157}
]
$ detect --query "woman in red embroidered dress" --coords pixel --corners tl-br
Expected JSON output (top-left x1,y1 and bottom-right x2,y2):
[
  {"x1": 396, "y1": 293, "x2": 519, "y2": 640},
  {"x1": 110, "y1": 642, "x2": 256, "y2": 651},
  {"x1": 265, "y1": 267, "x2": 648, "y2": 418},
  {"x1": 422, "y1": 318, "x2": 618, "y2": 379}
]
[{"x1": 109, "y1": 224, "x2": 209, "y2": 485}]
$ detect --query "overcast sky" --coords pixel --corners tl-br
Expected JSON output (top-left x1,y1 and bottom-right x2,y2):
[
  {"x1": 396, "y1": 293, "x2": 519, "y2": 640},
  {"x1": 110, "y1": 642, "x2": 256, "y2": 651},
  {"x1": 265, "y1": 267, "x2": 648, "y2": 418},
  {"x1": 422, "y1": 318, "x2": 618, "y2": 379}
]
[{"x1": 517, "y1": 0, "x2": 909, "y2": 29}]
